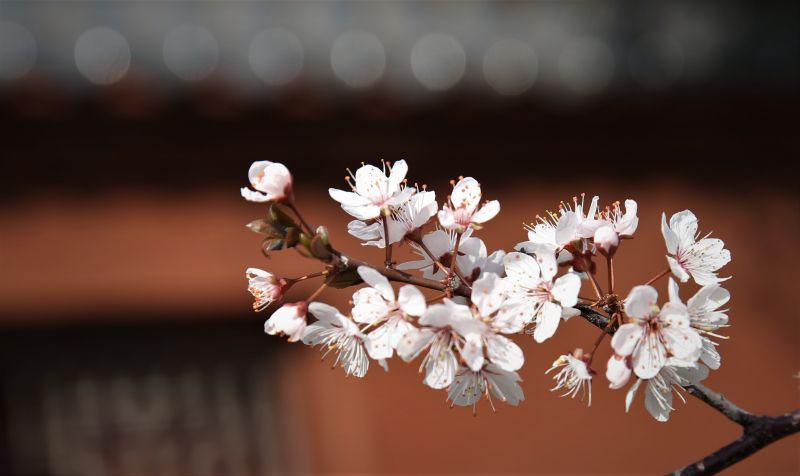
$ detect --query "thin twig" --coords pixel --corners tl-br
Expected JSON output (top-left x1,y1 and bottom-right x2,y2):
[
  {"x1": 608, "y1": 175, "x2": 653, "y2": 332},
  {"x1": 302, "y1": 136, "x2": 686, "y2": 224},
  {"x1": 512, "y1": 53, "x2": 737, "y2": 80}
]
[
  {"x1": 286, "y1": 202, "x2": 315, "y2": 235},
  {"x1": 382, "y1": 217, "x2": 393, "y2": 268}
]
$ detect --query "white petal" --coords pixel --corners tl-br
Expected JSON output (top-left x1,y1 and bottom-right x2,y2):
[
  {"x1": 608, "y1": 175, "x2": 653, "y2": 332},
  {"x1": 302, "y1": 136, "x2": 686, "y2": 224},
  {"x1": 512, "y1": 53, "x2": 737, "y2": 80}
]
[
  {"x1": 670, "y1": 210, "x2": 699, "y2": 249},
  {"x1": 471, "y1": 200, "x2": 500, "y2": 224},
  {"x1": 555, "y1": 211, "x2": 579, "y2": 246},
  {"x1": 308, "y1": 302, "x2": 341, "y2": 325},
  {"x1": 357, "y1": 266, "x2": 394, "y2": 302},
  {"x1": 437, "y1": 208, "x2": 456, "y2": 230},
  {"x1": 624, "y1": 285, "x2": 659, "y2": 319},
  {"x1": 397, "y1": 285, "x2": 426, "y2": 317},
  {"x1": 470, "y1": 272, "x2": 505, "y2": 318},
  {"x1": 460, "y1": 333, "x2": 485, "y2": 371},
  {"x1": 450, "y1": 177, "x2": 482, "y2": 214},
  {"x1": 644, "y1": 382, "x2": 672, "y2": 422},
  {"x1": 351, "y1": 287, "x2": 390, "y2": 324},
  {"x1": 248, "y1": 160, "x2": 274, "y2": 184},
  {"x1": 667, "y1": 277, "x2": 682, "y2": 304},
  {"x1": 365, "y1": 323, "x2": 394, "y2": 360},
  {"x1": 661, "y1": 326, "x2": 702, "y2": 361},
  {"x1": 486, "y1": 364, "x2": 525, "y2": 405},
  {"x1": 396, "y1": 327, "x2": 435, "y2": 361},
  {"x1": 532, "y1": 245, "x2": 559, "y2": 281},
  {"x1": 348, "y1": 220, "x2": 382, "y2": 242},
  {"x1": 661, "y1": 212, "x2": 679, "y2": 254},
  {"x1": 607, "y1": 354, "x2": 632, "y2": 389},
  {"x1": 388, "y1": 159, "x2": 408, "y2": 191},
  {"x1": 354, "y1": 164, "x2": 387, "y2": 201},
  {"x1": 552, "y1": 273, "x2": 581, "y2": 307},
  {"x1": 503, "y1": 252, "x2": 541, "y2": 287},
  {"x1": 533, "y1": 301, "x2": 562, "y2": 343},
  {"x1": 241, "y1": 187, "x2": 270, "y2": 202},
  {"x1": 632, "y1": 333, "x2": 667, "y2": 379},
  {"x1": 485, "y1": 334, "x2": 524, "y2": 371},
  {"x1": 329, "y1": 188, "x2": 371, "y2": 207},
  {"x1": 611, "y1": 323, "x2": 643, "y2": 356},
  {"x1": 667, "y1": 255, "x2": 690, "y2": 283},
  {"x1": 424, "y1": 348, "x2": 458, "y2": 389},
  {"x1": 625, "y1": 378, "x2": 641, "y2": 412}
]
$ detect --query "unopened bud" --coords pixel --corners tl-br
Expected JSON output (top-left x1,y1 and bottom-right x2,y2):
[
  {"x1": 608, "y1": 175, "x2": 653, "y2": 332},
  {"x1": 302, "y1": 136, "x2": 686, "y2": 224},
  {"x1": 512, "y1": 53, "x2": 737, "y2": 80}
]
[{"x1": 594, "y1": 225, "x2": 619, "y2": 257}]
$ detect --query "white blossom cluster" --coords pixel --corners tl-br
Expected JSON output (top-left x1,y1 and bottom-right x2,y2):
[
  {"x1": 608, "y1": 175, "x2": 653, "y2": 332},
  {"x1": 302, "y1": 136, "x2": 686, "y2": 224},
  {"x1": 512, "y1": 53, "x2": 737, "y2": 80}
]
[{"x1": 242, "y1": 160, "x2": 732, "y2": 419}]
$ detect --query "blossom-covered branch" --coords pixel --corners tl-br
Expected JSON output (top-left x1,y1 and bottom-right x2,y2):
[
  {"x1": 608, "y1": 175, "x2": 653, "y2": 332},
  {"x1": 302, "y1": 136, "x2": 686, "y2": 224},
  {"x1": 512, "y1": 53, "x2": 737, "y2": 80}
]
[{"x1": 240, "y1": 159, "x2": 796, "y2": 473}]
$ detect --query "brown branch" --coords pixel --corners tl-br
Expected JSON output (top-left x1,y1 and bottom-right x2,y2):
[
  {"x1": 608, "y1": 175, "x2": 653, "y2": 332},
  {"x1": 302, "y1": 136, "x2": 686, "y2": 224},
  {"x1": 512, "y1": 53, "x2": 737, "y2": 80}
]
[
  {"x1": 670, "y1": 408, "x2": 800, "y2": 476},
  {"x1": 575, "y1": 306, "x2": 800, "y2": 475}
]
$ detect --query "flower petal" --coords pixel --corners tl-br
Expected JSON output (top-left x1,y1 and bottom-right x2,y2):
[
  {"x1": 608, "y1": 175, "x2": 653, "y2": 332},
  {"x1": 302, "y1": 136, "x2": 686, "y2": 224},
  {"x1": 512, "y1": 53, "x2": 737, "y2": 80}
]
[
  {"x1": 398, "y1": 285, "x2": 426, "y2": 316},
  {"x1": 357, "y1": 266, "x2": 394, "y2": 302},
  {"x1": 485, "y1": 334, "x2": 524, "y2": 371},
  {"x1": 533, "y1": 301, "x2": 562, "y2": 343}
]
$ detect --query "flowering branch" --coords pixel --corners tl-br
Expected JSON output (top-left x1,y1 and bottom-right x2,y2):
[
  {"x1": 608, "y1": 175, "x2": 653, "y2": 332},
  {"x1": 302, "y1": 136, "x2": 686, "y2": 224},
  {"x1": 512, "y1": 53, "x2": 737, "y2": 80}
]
[
  {"x1": 576, "y1": 306, "x2": 800, "y2": 475},
  {"x1": 240, "y1": 159, "x2": 797, "y2": 473}
]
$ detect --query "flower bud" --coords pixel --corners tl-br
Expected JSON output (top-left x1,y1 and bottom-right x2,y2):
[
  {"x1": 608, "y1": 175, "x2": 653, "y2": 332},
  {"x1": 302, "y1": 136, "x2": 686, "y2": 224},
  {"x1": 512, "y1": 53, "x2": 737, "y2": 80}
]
[
  {"x1": 606, "y1": 354, "x2": 632, "y2": 389},
  {"x1": 241, "y1": 161, "x2": 293, "y2": 203},
  {"x1": 246, "y1": 268, "x2": 286, "y2": 311},
  {"x1": 594, "y1": 225, "x2": 620, "y2": 257},
  {"x1": 264, "y1": 302, "x2": 308, "y2": 342}
]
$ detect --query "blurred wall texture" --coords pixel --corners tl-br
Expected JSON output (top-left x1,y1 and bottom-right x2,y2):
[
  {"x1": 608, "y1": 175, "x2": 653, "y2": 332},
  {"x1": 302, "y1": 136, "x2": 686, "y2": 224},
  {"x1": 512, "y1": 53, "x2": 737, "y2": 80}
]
[{"x1": 0, "y1": 1, "x2": 798, "y2": 475}]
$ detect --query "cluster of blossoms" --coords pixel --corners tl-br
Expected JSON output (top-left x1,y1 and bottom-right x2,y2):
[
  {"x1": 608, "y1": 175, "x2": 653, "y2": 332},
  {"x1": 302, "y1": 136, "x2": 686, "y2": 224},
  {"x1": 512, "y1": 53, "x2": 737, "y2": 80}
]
[{"x1": 242, "y1": 160, "x2": 731, "y2": 419}]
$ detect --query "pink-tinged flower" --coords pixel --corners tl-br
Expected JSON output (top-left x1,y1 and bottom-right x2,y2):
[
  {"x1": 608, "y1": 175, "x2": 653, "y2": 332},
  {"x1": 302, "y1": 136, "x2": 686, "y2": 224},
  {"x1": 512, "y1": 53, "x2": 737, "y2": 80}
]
[
  {"x1": 241, "y1": 161, "x2": 293, "y2": 203},
  {"x1": 447, "y1": 363, "x2": 524, "y2": 413},
  {"x1": 546, "y1": 352, "x2": 593, "y2": 406},
  {"x1": 351, "y1": 266, "x2": 425, "y2": 360},
  {"x1": 612, "y1": 285, "x2": 702, "y2": 379},
  {"x1": 264, "y1": 302, "x2": 307, "y2": 342},
  {"x1": 624, "y1": 358, "x2": 709, "y2": 422},
  {"x1": 502, "y1": 249, "x2": 582, "y2": 343},
  {"x1": 302, "y1": 302, "x2": 369, "y2": 378},
  {"x1": 668, "y1": 278, "x2": 730, "y2": 369},
  {"x1": 246, "y1": 268, "x2": 286, "y2": 311},
  {"x1": 347, "y1": 189, "x2": 437, "y2": 247},
  {"x1": 661, "y1": 210, "x2": 731, "y2": 285},
  {"x1": 328, "y1": 160, "x2": 414, "y2": 220},
  {"x1": 437, "y1": 177, "x2": 500, "y2": 232}
]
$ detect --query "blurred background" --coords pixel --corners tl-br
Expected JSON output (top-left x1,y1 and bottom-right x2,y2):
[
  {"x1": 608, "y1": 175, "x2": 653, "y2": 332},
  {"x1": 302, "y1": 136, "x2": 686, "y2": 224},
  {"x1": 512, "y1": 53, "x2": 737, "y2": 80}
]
[{"x1": 1, "y1": 0, "x2": 798, "y2": 474}]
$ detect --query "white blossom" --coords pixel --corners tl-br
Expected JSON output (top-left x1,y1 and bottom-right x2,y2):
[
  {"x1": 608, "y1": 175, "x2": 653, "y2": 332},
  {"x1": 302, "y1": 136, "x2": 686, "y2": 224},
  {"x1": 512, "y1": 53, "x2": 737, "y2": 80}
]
[
  {"x1": 351, "y1": 266, "x2": 425, "y2": 360},
  {"x1": 437, "y1": 177, "x2": 500, "y2": 232},
  {"x1": 328, "y1": 160, "x2": 414, "y2": 220},
  {"x1": 264, "y1": 302, "x2": 307, "y2": 342},
  {"x1": 246, "y1": 268, "x2": 285, "y2": 311},
  {"x1": 668, "y1": 278, "x2": 730, "y2": 369},
  {"x1": 396, "y1": 299, "x2": 472, "y2": 389},
  {"x1": 661, "y1": 210, "x2": 731, "y2": 285},
  {"x1": 502, "y1": 249, "x2": 582, "y2": 343},
  {"x1": 347, "y1": 189, "x2": 437, "y2": 247},
  {"x1": 241, "y1": 160, "x2": 293, "y2": 203},
  {"x1": 302, "y1": 302, "x2": 370, "y2": 378},
  {"x1": 625, "y1": 358, "x2": 709, "y2": 422},
  {"x1": 447, "y1": 363, "x2": 524, "y2": 413},
  {"x1": 611, "y1": 285, "x2": 702, "y2": 379},
  {"x1": 546, "y1": 353, "x2": 593, "y2": 406},
  {"x1": 455, "y1": 273, "x2": 527, "y2": 372}
]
